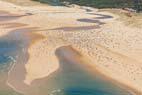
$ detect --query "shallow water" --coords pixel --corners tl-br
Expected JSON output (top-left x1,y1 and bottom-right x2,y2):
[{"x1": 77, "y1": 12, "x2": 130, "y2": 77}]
[
  {"x1": 0, "y1": 31, "x2": 137, "y2": 95},
  {"x1": 29, "y1": 46, "x2": 137, "y2": 95},
  {"x1": 0, "y1": 27, "x2": 137, "y2": 95},
  {"x1": 0, "y1": 28, "x2": 31, "y2": 95},
  {"x1": 0, "y1": 11, "x2": 138, "y2": 95}
]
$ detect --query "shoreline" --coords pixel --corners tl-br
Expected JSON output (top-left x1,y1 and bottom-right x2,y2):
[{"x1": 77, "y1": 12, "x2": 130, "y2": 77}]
[
  {"x1": 5, "y1": 27, "x2": 141, "y2": 94},
  {"x1": 0, "y1": 0, "x2": 142, "y2": 94},
  {"x1": 6, "y1": 27, "x2": 47, "y2": 94},
  {"x1": 77, "y1": 50, "x2": 141, "y2": 95},
  {"x1": 71, "y1": 42, "x2": 142, "y2": 94},
  {"x1": 64, "y1": 46, "x2": 141, "y2": 95}
]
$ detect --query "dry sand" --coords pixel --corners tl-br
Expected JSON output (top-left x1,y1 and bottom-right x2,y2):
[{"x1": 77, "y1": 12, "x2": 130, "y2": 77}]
[
  {"x1": 24, "y1": 36, "x2": 69, "y2": 85},
  {"x1": 0, "y1": 0, "x2": 142, "y2": 94}
]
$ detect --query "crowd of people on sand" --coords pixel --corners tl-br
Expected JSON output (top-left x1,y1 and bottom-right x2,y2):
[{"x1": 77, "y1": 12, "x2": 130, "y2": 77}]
[
  {"x1": 48, "y1": 11, "x2": 142, "y2": 92},
  {"x1": 0, "y1": 0, "x2": 142, "y2": 94}
]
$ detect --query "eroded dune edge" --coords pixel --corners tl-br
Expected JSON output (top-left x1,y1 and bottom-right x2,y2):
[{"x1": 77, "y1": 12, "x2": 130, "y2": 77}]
[{"x1": 0, "y1": 0, "x2": 142, "y2": 94}]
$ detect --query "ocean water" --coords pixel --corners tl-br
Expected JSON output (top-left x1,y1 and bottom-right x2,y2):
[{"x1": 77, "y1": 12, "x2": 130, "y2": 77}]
[
  {"x1": 0, "y1": 39, "x2": 17, "y2": 72},
  {"x1": 0, "y1": 29, "x2": 30, "y2": 95},
  {"x1": 0, "y1": 29, "x2": 28, "y2": 70},
  {"x1": 0, "y1": 12, "x2": 137, "y2": 95},
  {"x1": 0, "y1": 32, "x2": 137, "y2": 95}
]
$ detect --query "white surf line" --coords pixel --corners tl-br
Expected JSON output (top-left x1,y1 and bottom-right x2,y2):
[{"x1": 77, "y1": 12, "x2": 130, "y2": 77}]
[
  {"x1": 49, "y1": 89, "x2": 61, "y2": 95},
  {"x1": 6, "y1": 56, "x2": 24, "y2": 94}
]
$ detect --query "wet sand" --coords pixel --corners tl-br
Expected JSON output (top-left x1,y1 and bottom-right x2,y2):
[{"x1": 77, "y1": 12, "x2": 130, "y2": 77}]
[
  {"x1": 6, "y1": 28, "x2": 45, "y2": 93},
  {"x1": 54, "y1": 46, "x2": 139, "y2": 95},
  {"x1": 0, "y1": 10, "x2": 44, "y2": 94},
  {"x1": 0, "y1": 0, "x2": 142, "y2": 95}
]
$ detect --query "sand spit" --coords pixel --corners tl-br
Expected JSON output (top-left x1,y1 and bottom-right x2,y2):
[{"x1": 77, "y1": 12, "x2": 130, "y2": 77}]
[
  {"x1": 24, "y1": 36, "x2": 69, "y2": 85},
  {"x1": 0, "y1": 0, "x2": 142, "y2": 94}
]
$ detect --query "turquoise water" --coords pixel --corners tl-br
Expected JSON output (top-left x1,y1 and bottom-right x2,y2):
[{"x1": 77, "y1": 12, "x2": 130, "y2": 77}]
[
  {"x1": 33, "y1": 46, "x2": 137, "y2": 95},
  {"x1": 0, "y1": 37, "x2": 17, "y2": 72},
  {"x1": 0, "y1": 28, "x2": 30, "y2": 95},
  {"x1": 0, "y1": 12, "x2": 138, "y2": 95},
  {"x1": 0, "y1": 29, "x2": 29, "y2": 68},
  {"x1": 0, "y1": 31, "x2": 138, "y2": 95}
]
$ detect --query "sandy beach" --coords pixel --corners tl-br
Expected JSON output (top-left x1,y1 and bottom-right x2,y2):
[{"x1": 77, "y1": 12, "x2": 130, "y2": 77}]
[{"x1": 0, "y1": 0, "x2": 142, "y2": 94}]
